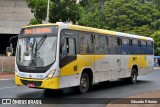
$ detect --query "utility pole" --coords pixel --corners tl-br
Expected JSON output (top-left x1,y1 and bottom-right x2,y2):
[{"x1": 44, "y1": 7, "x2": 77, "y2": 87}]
[{"x1": 45, "y1": 0, "x2": 50, "y2": 23}]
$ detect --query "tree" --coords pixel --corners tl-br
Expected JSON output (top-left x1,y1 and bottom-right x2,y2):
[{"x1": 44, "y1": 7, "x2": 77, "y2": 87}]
[
  {"x1": 151, "y1": 30, "x2": 160, "y2": 55},
  {"x1": 78, "y1": 0, "x2": 107, "y2": 29},
  {"x1": 104, "y1": 0, "x2": 159, "y2": 36},
  {"x1": 26, "y1": 0, "x2": 80, "y2": 24},
  {"x1": 79, "y1": 0, "x2": 89, "y2": 6},
  {"x1": 78, "y1": 0, "x2": 159, "y2": 36},
  {"x1": 26, "y1": 0, "x2": 48, "y2": 23},
  {"x1": 151, "y1": 0, "x2": 160, "y2": 31},
  {"x1": 154, "y1": 0, "x2": 160, "y2": 10},
  {"x1": 151, "y1": 19, "x2": 160, "y2": 31}
]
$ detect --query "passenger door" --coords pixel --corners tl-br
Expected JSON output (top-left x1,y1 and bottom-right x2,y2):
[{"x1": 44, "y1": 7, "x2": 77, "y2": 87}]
[{"x1": 60, "y1": 30, "x2": 78, "y2": 76}]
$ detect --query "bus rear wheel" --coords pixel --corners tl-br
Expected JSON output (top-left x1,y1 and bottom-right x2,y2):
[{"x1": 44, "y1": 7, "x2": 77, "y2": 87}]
[
  {"x1": 79, "y1": 73, "x2": 90, "y2": 93},
  {"x1": 130, "y1": 68, "x2": 137, "y2": 84},
  {"x1": 123, "y1": 68, "x2": 137, "y2": 84}
]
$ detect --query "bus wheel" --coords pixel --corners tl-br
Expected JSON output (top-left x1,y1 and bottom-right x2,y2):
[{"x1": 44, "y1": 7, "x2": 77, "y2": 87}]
[
  {"x1": 130, "y1": 68, "x2": 137, "y2": 84},
  {"x1": 79, "y1": 73, "x2": 90, "y2": 93}
]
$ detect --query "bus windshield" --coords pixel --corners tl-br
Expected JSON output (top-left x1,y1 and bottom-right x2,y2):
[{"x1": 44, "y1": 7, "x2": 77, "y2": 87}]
[{"x1": 16, "y1": 35, "x2": 57, "y2": 67}]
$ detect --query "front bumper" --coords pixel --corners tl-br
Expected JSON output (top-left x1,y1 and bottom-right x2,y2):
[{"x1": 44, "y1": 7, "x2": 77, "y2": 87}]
[{"x1": 15, "y1": 75, "x2": 60, "y2": 89}]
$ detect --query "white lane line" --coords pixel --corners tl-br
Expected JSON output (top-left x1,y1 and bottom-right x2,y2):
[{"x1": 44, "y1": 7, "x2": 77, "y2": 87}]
[
  {"x1": 0, "y1": 86, "x2": 17, "y2": 90},
  {"x1": 0, "y1": 78, "x2": 14, "y2": 81}
]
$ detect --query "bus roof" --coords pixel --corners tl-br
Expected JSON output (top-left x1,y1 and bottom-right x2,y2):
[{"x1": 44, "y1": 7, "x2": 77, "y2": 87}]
[{"x1": 22, "y1": 22, "x2": 153, "y2": 41}]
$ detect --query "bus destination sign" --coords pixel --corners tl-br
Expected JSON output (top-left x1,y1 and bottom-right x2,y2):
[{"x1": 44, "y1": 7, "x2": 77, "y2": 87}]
[{"x1": 23, "y1": 27, "x2": 53, "y2": 35}]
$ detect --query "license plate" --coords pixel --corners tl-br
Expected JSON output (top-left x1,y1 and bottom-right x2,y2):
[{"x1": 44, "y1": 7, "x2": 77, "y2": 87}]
[{"x1": 27, "y1": 83, "x2": 35, "y2": 88}]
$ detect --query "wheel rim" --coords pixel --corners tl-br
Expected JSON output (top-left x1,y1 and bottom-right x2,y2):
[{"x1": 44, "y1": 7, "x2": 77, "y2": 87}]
[
  {"x1": 79, "y1": 73, "x2": 90, "y2": 93},
  {"x1": 80, "y1": 77, "x2": 88, "y2": 88}
]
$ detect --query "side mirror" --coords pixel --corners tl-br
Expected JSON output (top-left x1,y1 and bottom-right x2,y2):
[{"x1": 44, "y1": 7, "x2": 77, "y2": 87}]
[
  {"x1": 6, "y1": 44, "x2": 13, "y2": 56},
  {"x1": 6, "y1": 35, "x2": 18, "y2": 56}
]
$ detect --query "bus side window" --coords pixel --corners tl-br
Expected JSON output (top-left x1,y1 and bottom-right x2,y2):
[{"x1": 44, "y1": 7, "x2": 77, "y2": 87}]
[
  {"x1": 131, "y1": 39, "x2": 139, "y2": 54},
  {"x1": 79, "y1": 32, "x2": 93, "y2": 54},
  {"x1": 140, "y1": 40, "x2": 147, "y2": 54},
  {"x1": 61, "y1": 38, "x2": 68, "y2": 58},
  {"x1": 147, "y1": 41, "x2": 153, "y2": 54},
  {"x1": 61, "y1": 38, "x2": 76, "y2": 58},
  {"x1": 121, "y1": 38, "x2": 130, "y2": 54},
  {"x1": 109, "y1": 37, "x2": 122, "y2": 54},
  {"x1": 109, "y1": 37, "x2": 117, "y2": 54},
  {"x1": 68, "y1": 38, "x2": 76, "y2": 56}
]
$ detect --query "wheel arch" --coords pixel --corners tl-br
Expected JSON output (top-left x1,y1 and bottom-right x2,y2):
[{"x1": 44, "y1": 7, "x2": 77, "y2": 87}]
[{"x1": 79, "y1": 68, "x2": 93, "y2": 86}]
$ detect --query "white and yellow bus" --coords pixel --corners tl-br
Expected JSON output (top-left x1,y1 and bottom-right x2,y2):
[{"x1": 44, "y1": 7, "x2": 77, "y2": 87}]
[{"x1": 15, "y1": 22, "x2": 154, "y2": 93}]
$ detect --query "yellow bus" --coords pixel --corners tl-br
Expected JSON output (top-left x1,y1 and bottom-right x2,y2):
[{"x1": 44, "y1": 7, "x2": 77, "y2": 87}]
[{"x1": 15, "y1": 22, "x2": 154, "y2": 93}]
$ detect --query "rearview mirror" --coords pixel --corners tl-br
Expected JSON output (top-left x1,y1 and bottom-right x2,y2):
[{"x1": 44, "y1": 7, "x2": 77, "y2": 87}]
[
  {"x1": 6, "y1": 35, "x2": 18, "y2": 56},
  {"x1": 6, "y1": 44, "x2": 13, "y2": 56}
]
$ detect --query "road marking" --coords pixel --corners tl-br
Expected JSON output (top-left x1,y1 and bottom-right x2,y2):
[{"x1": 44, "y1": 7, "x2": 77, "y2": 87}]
[
  {"x1": 0, "y1": 78, "x2": 14, "y2": 81},
  {"x1": 0, "y1": 86, "x2": 17, "y2": 90}
]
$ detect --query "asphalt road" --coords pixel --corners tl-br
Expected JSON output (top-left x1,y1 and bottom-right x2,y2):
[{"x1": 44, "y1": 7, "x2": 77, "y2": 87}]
[{"x1": 0, "y1": 69, "x2": 160, "y2": 107}]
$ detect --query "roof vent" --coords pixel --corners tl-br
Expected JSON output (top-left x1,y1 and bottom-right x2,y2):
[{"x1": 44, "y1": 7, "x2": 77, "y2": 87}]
[
  {"x1": 56, "y1": 22, "x2": 64, "y2": 24},
  {"x1": 56, "y1": 22, "x2": 73, "y2": 24}
]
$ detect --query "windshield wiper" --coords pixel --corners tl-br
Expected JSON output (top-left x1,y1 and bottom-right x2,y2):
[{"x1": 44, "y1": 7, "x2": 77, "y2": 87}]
[
  {"x1": 30, "y1": 35, "x2": 47, "y2": 67},
  {"x1": 34, "y1": 34, "x2": 47, "y2": 58},
  {"x1": 36, "y1": 34, "x2": 47, "y2": 50}
]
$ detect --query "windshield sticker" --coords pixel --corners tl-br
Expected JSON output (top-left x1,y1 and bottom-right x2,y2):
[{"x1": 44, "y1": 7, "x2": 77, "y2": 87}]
[{"x1": 24, "y1": 56, "x2": 31, "y2": 61}]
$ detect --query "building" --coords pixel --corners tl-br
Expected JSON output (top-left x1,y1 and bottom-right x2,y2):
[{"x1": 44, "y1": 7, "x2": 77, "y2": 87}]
[{"x1": 0, "y1": 0, "x2": 33, "y2": 55}]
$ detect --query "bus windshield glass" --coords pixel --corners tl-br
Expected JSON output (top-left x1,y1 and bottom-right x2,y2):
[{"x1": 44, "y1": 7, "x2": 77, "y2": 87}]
[{"x1": 16, "y1": 26, "x2": 58, "y2": 67}]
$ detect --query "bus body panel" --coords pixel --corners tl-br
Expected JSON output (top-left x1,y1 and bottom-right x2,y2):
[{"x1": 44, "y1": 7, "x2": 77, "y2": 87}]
[
  {"x1": 59, "y1": 55, "x2": 95, "y2": 88},
  {"x1": 120, "y1": 55, "x2": 130, "y2": 77},
  {"x1": 109, "y1": 55, "x2": 121, "y2": 79},
  {"x1": 139, "y1": 55, "x2": 154, "y2": 75},
  {"x1": 94, "y1": 55, "x2": 108, "y2": 82}
]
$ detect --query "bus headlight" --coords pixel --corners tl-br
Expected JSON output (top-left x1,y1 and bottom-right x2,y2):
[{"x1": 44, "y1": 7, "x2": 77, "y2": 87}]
[{"x1": 47, "y1": 69, "x2": 56, "y2": 78}]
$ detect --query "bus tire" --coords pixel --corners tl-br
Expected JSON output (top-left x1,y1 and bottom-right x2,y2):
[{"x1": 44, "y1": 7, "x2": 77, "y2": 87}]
[
  {"x1": 79, "y1": 73, "x2": 90, "y2": 93},
  {"x1": 129, "y1": 68, "x2": 138, "y2": 84}
]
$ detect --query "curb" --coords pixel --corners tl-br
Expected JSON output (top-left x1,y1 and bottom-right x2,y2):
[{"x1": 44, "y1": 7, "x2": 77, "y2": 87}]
[{"x1": 0, "y1": 78, "x2": 14, "y2": 81}]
